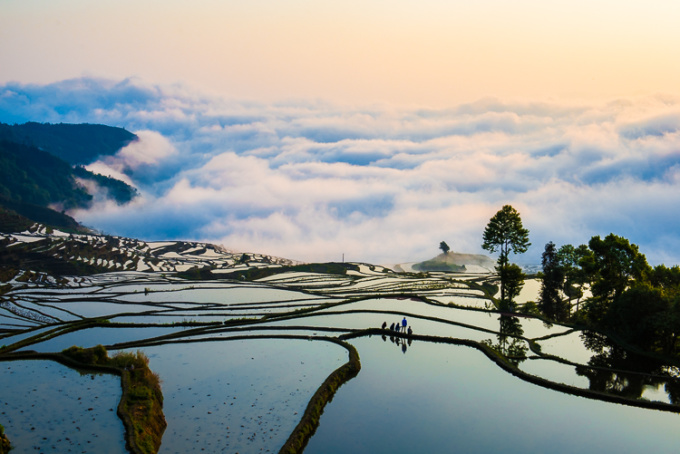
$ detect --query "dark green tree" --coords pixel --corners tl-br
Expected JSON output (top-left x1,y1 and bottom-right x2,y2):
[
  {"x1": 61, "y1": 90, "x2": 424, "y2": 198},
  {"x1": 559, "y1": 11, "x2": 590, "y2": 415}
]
[
  {"x1": 482, "y1": 205, "x2": 530, "y2": 309},
  {"x1": 439, "y1": 241, "x2": 450, "y2": 254},
  {"x1": 499, "y1": 263, "x2": 525, "y2": 311},
  {"x1": 605, "y1": 265, "x2": 680, "y2": 355},
  {"x1": 556, "y1": 243, "x2": 590, "y2": 310},
  {"x1": 606, "y1": 283, "x2": 669, "y2": 350},
  {"x1": 539, "y1": 241, "x2": 568, "y2": 321},
  {"x1": 580, "y1": 234, "x2": 651, "y2": 324}
]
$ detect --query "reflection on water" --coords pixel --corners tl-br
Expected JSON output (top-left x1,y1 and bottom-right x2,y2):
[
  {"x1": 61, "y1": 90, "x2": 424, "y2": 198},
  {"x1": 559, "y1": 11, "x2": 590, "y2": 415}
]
[
  {"x1": 3, "y1": 270, "x2": 680, "y2": 453},
  {"x1": 576, "y1": 331, "x2": 680, "y2": 404},
  {"x1": 482, "y1": 315, "x2": 527, "y2": 366},
  {"x1": 304, "y1": 338, "x2": 680, "y2": 454},
  {"x1": 22, "y1": 327, "x2": 182, "y2": 353},
  {"x1": 131, "y1": 339, "x2": 347, "y2": 453},
  {"x1": 519, "y1": 358, "x2": 591, "y2": 388},
  {"x1": 0, "y1": 360, "x2": 126, "y2": 453},
  {"x1": 534, "y1": 330, "x2": 598, "y2": 365},
  {"x1": 382, "y1": 333, "x2": 413, "y2": 354}
]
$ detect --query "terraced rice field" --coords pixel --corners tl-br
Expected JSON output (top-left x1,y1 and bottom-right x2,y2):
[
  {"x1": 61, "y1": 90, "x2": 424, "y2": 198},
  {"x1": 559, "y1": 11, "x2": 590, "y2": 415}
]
[{"x1": 2, "y1": 265, "x2": 679, "y2": 453}]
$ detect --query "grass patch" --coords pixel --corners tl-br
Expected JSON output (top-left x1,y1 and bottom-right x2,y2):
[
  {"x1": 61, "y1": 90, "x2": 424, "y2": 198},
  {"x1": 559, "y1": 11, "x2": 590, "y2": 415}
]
[
  {"x1": 279, "y1": 339, "x2": 361, "y2": 454},
  {"x1": 62, "y1": 345, "x2": 166, "y2": 454},
  {"x1": 0, "y1": 423, "x2": 10, "y2": 454},
  {"x1": 412, "y1": 260, "x2": 465, "y2": 272}
]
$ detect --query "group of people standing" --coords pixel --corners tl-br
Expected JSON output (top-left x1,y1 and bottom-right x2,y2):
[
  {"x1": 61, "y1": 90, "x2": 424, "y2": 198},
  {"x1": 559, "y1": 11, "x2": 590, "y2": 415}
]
[{"x1": 382, "y1": 317, "x2": 413, "y2": 336}]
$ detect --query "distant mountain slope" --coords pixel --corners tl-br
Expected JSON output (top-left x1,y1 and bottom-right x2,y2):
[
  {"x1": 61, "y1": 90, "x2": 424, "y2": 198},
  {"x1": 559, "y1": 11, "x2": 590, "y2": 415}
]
[
  {"x1": 412, "y1": 251, "x2": 495, "y2": 273},
  {"x1": 0, "y1": 122, "x2": 137, "y2": 165},
  {"x1": 0, "y1": 140, "x2": 137, "y2": 210},
  {"x1": 0, "y1": 122, "x2": 139, "y2": 231},
  {"x1": 0, "y1": 140, "x2": 92, "y2": 209},
  {"x1": 0, "y1": 202, "x2": 84, "y2": 234},
  {"x1": 0, "y1": 227, "x2": 296, "y2": 282}
]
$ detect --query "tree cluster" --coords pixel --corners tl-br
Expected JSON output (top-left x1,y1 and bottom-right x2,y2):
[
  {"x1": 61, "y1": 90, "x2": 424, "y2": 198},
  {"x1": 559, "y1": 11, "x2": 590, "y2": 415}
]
[
  {"x1": 0, "y1": 121, "x2": 137, "y2": 165},
  {"x1": 538, "y1": 234, "x2": 680, "y2": 357},
  {"x1": 479, "y1": 205, "x2": 680, "y2": 358}
]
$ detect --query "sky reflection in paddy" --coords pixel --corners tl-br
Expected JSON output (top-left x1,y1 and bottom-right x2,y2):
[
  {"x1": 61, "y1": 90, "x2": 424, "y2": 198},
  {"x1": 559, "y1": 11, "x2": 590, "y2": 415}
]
[
  {"x1": 0, "y1": 360, "x2": 126, "y2": 453},
  {"x1": 115, "y1": 286, "x2": 323, "y2": 304},
  {"x1": 305, "y1": 338, "x2": 680, "y2": 454},
  {"x1": 4, "y1": 269, "x2": 680, "y2": 453},
  {"x1": 133, "y1": 339, "x2": 347, "y2": 453},
  {"x1": 535, "y1": 330, "x2": 600, "y2": 365},
  {"x1": 21, "y1": 327, "x2": 183, "y2": 353}
]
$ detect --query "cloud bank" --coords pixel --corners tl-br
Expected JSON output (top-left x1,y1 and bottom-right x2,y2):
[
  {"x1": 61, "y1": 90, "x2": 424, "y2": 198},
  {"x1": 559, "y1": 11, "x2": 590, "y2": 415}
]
[{"x1": 1, "y1": 77, "x2": 680, "y2": 265}]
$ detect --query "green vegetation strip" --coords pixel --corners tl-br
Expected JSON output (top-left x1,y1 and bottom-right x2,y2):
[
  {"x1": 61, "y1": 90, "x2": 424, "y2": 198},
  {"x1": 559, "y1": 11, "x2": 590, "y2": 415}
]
[
  {"x1": 0, "y1": 345, "x2": 166, "y2": 454},
  {"x1": 0, "y1": 319, "x2": 110, "y2": 354},
  {"x1": 279, "y1": 338, "x2": 361, "y2": 454},
  {"x1": 103, "y1": 333, "x2": 362, "y2": 454},
  {"x1": 0, "y1": 424, "x2": 10, "y2": 454}
]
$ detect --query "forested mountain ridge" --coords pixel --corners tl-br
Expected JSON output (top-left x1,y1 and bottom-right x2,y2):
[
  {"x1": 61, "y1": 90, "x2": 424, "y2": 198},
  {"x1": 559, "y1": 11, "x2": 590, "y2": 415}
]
[
  {"x1": 0, "y1": 122, "x2": 139, "y2": 233},
  {"x1": 0, "y1": 140, "x2": 93, "y2": 209},
  {"x1": 0, "y1": 122, "x2": 137, "y2": 165}
]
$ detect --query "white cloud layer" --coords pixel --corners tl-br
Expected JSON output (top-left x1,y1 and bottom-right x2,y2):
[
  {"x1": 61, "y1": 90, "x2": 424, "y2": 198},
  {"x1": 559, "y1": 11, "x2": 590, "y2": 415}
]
[{"x1": 2, "y1": 78, "x2": 680, "y2": 266}]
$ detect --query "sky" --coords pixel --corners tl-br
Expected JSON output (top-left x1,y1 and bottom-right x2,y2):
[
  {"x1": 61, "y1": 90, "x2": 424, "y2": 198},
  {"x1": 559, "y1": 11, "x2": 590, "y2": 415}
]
[{"x1": 1, "y1": 1, "x2": 680, "y2": 265}]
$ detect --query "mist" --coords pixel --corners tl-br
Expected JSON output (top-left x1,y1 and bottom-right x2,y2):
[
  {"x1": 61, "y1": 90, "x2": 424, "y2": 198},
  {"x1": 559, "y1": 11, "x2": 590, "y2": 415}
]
[{"x1": 2, "y1": 78, "x2": 679, "y2": 266}]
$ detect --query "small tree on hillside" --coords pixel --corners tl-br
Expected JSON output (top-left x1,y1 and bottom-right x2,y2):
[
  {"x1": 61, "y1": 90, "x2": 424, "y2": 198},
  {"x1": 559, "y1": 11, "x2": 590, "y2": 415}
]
[{"x1": 439, "y1": 241, "x2": 450, "y2": 254}]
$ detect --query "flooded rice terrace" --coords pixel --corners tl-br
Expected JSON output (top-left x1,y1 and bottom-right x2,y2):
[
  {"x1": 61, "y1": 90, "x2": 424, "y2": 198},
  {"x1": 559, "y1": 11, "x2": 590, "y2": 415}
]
[{"x1": 2, "y1": 268, "x2": 680, "y2": 453}]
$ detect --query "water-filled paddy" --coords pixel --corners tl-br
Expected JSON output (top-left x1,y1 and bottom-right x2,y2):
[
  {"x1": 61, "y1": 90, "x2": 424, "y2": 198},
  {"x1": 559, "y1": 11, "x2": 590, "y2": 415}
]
[
  {"x1": 519, "y1": 357, "x2": 591, "y2": 388},
  {"x1": 268, "y1": 312, "x2": 496, "y2": 342},
  {"x1": 115, "y1": 286, "x2": 323, "y2": 304},
  {"x1": 314, "y1": 298, "x2": 502, "y2": 331},
  {"x1": 21, "y1": 326, "x2": 184, "y2": 352},
  {"x1": 535, "y1": 330, "x2": 601, "y2": 364},
  {"x1": 0, "y1": 360, "x2": 126, "y2": 453},
  {"x1": 9, "y1": 300, "x2": 83, "y2": 321},
  {"x1": 45, "y1": 300, "x2": 168, "y2": 318},
  {"x1": 304, "y1": 338, "x2": 680, "y2": 454},
  {"x1": 2, "y1": 268, "x2": 680, "y2": 453},
  {"x1": 132, "y1": 339, "x2": 348, "y2": 453},
  {"x1": 0, "y1": 313, "x2": 38, "y2": 329}
]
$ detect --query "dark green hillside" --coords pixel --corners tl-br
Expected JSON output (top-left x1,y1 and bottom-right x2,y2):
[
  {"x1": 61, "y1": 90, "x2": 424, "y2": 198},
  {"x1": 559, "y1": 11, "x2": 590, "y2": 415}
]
[
  {"x1": 73, "y1": 166, "x2": 138, "y2": 204},
  {"x1": 0, "y1": 140, "x2": 92, "y2": 209},
  {"x1": 0, "y1": 203, "x2": 82, "y2": 233},
  {"x1": 0, "y1": 137, "x2": 138, "y2": 221},
  {"x1": 0, "y1": 122, "x2": 137, "y2": 165}
]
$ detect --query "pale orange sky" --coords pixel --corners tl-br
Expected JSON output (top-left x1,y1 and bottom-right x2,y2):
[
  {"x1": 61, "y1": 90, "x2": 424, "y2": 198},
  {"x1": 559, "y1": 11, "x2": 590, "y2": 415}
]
[{"x1": 2, "y1": 0, "x2": 680, "y2": 106}]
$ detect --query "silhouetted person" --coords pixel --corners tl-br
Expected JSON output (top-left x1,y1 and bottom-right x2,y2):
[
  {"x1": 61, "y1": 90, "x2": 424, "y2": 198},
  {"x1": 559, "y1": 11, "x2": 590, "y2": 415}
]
[
  {"x1": 382, "y1": 321, "x2": 387, "y2": 330},
  {"x1": 395, "y1": 323, "x2": 400, "y2": 333},
  {"x1": 407, "y1": 326, "x2": 413, "y2": 336},
  {"x1": 390, "y1": 322, "x2": 395, "y2": 331}
]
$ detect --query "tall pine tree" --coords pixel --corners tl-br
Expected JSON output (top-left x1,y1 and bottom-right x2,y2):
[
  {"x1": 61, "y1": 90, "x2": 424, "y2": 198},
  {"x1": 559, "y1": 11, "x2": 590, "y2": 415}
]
[{"x1": 539, "y1": 241, "x2": 567, "y2": 321}]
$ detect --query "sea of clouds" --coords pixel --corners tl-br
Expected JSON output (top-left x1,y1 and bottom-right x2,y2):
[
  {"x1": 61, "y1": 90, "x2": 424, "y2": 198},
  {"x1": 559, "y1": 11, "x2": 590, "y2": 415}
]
[{"x1": 1, "y1": 77, "x2": 679, "y2": 266}]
